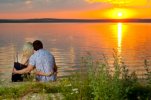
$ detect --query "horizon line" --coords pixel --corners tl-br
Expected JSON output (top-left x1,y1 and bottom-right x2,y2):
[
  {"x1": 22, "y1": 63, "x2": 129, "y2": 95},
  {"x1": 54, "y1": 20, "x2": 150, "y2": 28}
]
[
  {"x1": 1, "y1": 18, "x2": 151, "y2": 23},
  {"x1": 1, "y1": 18, "x2": 151, "y2": 20}
]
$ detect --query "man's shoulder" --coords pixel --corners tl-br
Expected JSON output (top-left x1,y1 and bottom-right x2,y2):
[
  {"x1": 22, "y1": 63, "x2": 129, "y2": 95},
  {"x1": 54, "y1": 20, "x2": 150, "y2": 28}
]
[
  {"x1": 29, "y1": 53, "x2": 36, "y2": 59},
  {"x1": 41, "y1": 49, "x2": 52, "y2": 55},
  {"x1": 37, "y1": 49, "x2": 53, "y2": 58}
]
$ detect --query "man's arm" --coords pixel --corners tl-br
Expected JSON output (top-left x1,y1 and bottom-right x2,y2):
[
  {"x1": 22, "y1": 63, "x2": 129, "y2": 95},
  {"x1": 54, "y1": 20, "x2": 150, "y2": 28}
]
[{"x1": 13, "y1": 65, "x2": 34, "y2": 74}]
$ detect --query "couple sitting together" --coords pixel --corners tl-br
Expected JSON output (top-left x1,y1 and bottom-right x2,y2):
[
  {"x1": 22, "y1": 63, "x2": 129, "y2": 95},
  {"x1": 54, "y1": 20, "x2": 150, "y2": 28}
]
[{"x1": 12, "y1": 40, "x2": 57, "y2": 82}]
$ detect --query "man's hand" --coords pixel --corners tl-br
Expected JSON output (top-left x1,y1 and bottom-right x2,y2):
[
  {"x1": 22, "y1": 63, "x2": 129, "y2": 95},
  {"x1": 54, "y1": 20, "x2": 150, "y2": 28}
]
[{"x1": 45, "y1": 72, "x2": 53, "y2": 76}]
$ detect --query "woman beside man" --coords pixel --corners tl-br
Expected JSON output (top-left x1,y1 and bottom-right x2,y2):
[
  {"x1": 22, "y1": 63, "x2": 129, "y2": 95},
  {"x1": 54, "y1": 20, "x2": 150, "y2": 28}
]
[{"x1": 13, "y1": 40, "x2": 57, "y2": 82}]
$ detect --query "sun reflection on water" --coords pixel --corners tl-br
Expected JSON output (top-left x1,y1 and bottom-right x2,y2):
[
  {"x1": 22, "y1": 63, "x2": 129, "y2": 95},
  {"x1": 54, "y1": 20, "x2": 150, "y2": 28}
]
[{"x1": 118, "y1": 23, "x2": 122, "y2": 55}]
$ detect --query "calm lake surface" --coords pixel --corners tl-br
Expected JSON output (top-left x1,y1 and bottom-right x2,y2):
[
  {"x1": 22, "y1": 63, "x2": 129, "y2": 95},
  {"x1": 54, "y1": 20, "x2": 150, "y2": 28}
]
[{"x1": 0, "y1": 23, "x2": 151, "y2": 81}]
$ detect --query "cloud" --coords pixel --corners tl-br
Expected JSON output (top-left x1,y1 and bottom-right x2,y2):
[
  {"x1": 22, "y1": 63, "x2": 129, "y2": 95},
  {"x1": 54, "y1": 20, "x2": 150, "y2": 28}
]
[
  {"x1": 25, "y1": 0, "x2": 32, "y2": 5},
  {"x1": 0, "y1": 0, "x2": 111, "y2": 13},
  {"x1": 0, "y1": 1, "x2": 30, "y2": 13}
]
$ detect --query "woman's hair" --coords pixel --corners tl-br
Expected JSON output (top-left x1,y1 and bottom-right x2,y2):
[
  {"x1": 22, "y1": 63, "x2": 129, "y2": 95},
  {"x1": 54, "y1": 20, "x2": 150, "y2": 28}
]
[{"x1": 22, "y1": 42, "x2": 34, "y2": 58}]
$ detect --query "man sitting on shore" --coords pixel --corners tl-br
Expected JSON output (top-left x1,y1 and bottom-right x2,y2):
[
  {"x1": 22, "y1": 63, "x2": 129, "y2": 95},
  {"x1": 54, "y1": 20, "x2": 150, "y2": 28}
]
[{"x1": 13, "y1": 40, "x2": 57, "y2": 82}]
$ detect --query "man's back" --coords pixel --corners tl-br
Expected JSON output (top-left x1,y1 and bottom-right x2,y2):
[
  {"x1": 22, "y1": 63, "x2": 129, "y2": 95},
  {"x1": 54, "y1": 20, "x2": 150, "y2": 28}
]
[{"x1": 29, "y1": 49, "x2": 56, "y2": 82}]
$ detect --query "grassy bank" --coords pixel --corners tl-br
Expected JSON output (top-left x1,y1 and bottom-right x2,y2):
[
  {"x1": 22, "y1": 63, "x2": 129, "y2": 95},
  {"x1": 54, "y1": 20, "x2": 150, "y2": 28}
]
[
  {"x1": 0, "y1": 82, "x2": 62, "y2": 99},
  {"x1": 60, "y1": 52, "x2": 151, "y2": 100},
  {"x1": 1, "y1": 53, "x2": 151, "y2": 99}
]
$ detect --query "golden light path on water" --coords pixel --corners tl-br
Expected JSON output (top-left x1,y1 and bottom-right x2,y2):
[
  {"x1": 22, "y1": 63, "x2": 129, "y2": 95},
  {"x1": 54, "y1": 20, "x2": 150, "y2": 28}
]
[{"x1": 117, "y1": 23, "x2": 122, "y2": 56}]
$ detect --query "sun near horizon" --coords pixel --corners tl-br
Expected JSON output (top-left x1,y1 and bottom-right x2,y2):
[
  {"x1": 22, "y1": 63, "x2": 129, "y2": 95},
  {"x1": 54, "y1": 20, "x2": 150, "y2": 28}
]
[
  {"x1": 103, "y1": 8, "x2": 136, "y2": 19},
  {"x1": 118, "y1": 12, "x2": 123, "y2": 17},
  {"x1": 0, "y1": 0, "x2": 151, "y2": 19}
]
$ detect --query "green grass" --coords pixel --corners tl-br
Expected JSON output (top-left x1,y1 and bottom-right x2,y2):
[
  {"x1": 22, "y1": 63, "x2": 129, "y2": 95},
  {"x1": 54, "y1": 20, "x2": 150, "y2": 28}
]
[
  {"x1": 0, "y1": 81, "x2": 64, "y2": 99},
  {"x1": 1, "y1": 53, "x2": 151, "y2": 99},
  {"x1": 61, "y1": 52, "x2": 151, "y2": 100}
]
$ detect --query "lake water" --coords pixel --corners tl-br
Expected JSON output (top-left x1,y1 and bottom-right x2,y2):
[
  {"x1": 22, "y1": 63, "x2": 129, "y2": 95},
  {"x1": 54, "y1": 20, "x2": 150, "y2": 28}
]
[{"x1": 0, "y1": 23, "x2": 151, "y2": 81}]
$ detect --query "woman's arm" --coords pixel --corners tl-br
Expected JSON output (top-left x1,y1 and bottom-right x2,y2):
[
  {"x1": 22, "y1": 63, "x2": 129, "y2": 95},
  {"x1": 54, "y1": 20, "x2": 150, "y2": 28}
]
[{"x1": 35, "y1": 70, "x2": 54, "y2": 76}]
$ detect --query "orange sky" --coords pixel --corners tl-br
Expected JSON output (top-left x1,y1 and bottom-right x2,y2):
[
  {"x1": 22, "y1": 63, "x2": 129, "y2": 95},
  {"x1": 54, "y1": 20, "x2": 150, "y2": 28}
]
[{"x1": 0, "y1": 0, "x2": 151, "y2": 19}]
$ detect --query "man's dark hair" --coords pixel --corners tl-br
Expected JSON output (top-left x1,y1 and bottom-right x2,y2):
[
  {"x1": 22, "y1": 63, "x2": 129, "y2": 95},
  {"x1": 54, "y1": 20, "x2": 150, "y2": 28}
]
[{"x1": 33, "y1": 40, "x2": 43, "y2": 51}]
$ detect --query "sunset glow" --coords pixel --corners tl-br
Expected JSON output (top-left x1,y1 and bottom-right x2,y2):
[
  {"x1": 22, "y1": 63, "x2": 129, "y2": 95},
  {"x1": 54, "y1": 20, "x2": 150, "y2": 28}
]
[
  {"x1": 0, "y1": 0, "x2": 150, "y2": 19},
  {"x1": 86, "y1": 0, "x2": 151, "y2": 6},
  {"x1": 1, "y1": 0, "x2": 151, "y2": 98},
  {"x1": 105, "y1": 8, "x2": 135, "y2": 19}
]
